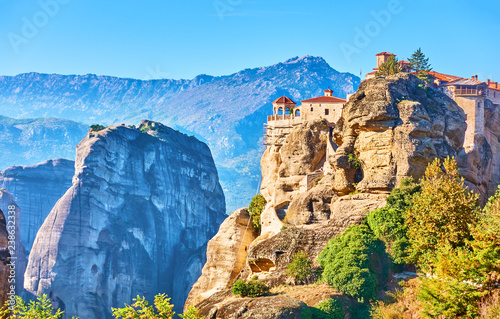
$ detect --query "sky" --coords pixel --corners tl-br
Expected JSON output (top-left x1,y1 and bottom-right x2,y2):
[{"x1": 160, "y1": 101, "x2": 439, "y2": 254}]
[{"x1": 1, "y1": 0, "x2": 500, "y2": 81}]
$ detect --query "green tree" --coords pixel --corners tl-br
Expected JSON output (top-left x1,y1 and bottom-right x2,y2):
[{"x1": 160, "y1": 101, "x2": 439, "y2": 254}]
[
  {"x1": 367, "y1": 177, "x2": 420, "y2": 265},
  {"x1": 408, "y1": 48, "x2": 433, "y2": 83},
  {"x1": 0, "y1": 294, "x2": 73, "y2": 318},
  {"x1": 376, "y1": 55, "x2": 401, "y2": 76},
  {"x1": 405, "y1": 157, "x2": 479, "y2": 267},
  {"x1": 90, "y1": 124, "x2": 106, "y2": 132},
  {"x1": 318, "y1": 224, "x2": 387, "y2": 301},
  {"x1": 248, "y1": 194, "x2": 266, "y2": 232},
  {"x1": 285, "y1": 251, "x2": 312, "y2": 284},
  {"x1": 112, "y1": 294, "x2": 174, "y2": 319}
]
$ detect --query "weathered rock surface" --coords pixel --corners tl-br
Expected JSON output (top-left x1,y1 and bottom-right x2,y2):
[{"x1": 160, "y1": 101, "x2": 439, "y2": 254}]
[
  {"x1": 185, "y1": 208, "x2": 257, "y2": 310},
  {"x1": 0, "y1": 191, "x2": 26, "y2": 295},
  {"x1": 0, "y1": 159, "x2": 74, "y2": 252},
  {"x1": 0, "y1": 208, "x2": 12, "y2": 308},
  {"x1": 196, "y1": 290, "x2": 310, "y2": 319},
  {"x1": 24, "y1": 120, "x2": 226, "y2": 319},
  {"x1": 331, "y1": 73, "x2": 467, "y2": 195}
]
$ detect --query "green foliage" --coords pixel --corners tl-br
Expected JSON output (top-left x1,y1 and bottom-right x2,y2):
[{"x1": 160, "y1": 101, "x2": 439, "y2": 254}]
[
  {"x1": 178, "y1": 307, "x2": 203, "y2": 319},
  {"x1": 408, "y1": 48, "x2": 432, "y2": 73},
  {"x1": 408, "y1": 48, "x2": 433, "y2": 84},
  {"x1": 318, "y1": 223, "x2": 387, "y2": 301},
  {"x1": 405, "y1": 157, "x2": 479, "y2": 267},
  {"x1": 311, "y1": 299, "x2": 344, "y2": 319},
  {"x1": 111, "y1": 294, "x2": 174, "y2": 319},
  {"x1": 90, "y1": 124, "x2": 106, "y2": 132},
  {"x1": 231, "y1": 278, "x2": 270, "y2": 298},
  {"x1": 0, "y1": 294, "x2": 71, "y2": 318},
  {"x1": 376, "y1": 55, "x2": 401, "y2": 76},
  {"x1": 248, "y1": 194, "x2": 266, "y2": 232},
  {"x1": 367, "y1": 177, "x2": 420, "y2": 265},
  {"x1": 347, "y1": 153, "x2": 361, "y2": 169},
  {"x1": 286, "y1": 251, "x2": 312, "y2": 284}
]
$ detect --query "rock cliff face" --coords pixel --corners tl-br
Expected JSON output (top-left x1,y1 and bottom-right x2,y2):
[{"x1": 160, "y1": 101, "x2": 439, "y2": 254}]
[
  {"x1": 0, "y1": 191, "x2": 26, "y2": 294},
  {"x1": 0, "y1": 159, "x2": 75, "y2": 252},
  {"x1": 24, "y1": 120, "x2": 226, "y2": 319},
  {"x1": 0, "y1": 209, "x2": 12, "y2": 308},
  {"x1": 185, "y1": 208, "x2": 258, "y2": 310}
]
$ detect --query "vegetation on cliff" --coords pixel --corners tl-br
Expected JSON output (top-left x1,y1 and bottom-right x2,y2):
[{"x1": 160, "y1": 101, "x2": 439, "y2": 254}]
[{"x1": 248, "y1": 194, "x2": 266, "y2": 232}]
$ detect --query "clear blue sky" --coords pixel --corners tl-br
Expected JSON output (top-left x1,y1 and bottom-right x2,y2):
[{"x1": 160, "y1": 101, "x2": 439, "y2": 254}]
[{"x1": 1, "y1": 0, "x2": 499, "y2": 81}]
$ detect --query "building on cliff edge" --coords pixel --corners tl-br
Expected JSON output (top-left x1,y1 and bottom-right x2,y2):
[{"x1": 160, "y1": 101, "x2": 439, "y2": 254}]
[
  {"x1": 263, "y1": 89, "x2": 346, "y2": 146},
  {"x1": 366, "y1": 52, "x2": 500, "y2": 151}
]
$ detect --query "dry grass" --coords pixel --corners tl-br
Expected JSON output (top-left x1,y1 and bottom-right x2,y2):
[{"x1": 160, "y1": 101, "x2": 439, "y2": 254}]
[
  {"x1": 479, "y1": 290, "x2": 500, "y2": 319},
  {"x1": 371, "y1": 279, "x2": 424, "y2": 319},
  {"x1": 270, "y1": 283, "x2": 343, "y2": 307}
]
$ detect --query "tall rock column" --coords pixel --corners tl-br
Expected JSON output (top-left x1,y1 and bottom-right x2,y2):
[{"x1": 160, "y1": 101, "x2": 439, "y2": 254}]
[{"x1": 24, "y1": 121, "x2": 226, "y2": 319}]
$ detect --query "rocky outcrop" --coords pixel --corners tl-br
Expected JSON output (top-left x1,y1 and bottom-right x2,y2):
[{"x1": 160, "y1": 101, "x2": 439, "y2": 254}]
[
  {"x1": 185, "y1": 208, "x2": 257, "y2": 310},
  {"x1": 196, "y1": 290, "x2": 310, "y2": 319},
  {"x1": 0, "y1": 159, "x2": 74, "y2": 252},
  {"x1": 24, "y1": 120, "x2": 226, "y2": 319},
  {"x1": 331, "y1": 73, "x2": 467, "y2": 195},
  {"x1": 0, "y1": 209, "x2": 12, "y2": 308},
  {"x1": 0, "y1": 191, "x2": 26, "y2": 294}
]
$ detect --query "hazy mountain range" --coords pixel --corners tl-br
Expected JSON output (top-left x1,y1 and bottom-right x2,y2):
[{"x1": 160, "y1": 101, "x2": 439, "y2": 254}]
[{"x1": 0, "y1": 56, "x2": 360, "y2": 212}]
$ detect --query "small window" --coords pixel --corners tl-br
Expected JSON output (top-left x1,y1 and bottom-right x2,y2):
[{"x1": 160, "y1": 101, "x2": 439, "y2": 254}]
[
  {"x1": 325, "y1": 109, "x2": 329, "y2": 115},
  {"x1": 310, "y1": 107, "x2": 313, "y2": 112}
]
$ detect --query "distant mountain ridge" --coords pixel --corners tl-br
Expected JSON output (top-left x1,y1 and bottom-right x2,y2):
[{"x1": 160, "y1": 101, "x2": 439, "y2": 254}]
[{"x1": 0, "y1": 56, "x2": 360, "y2": 211}]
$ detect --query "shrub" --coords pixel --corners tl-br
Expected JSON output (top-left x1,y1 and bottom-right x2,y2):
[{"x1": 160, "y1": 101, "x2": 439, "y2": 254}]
[
  {"x1": 311, "y1": 299, "x2": 344, "y2": 319},
  {"x1": 347, "y1": 153, "x2": 361, "y2": 169},
  {"x1": 232, "y1": 278, "x2": 269, "y2": 297},
  {"x1": 318, "y1": 223, "x2": 387, "y2": 301},
  {"x1": 0, "y1": 294, "x2": 70, "y2": 318},
  {"x1": 405, "y1": 157, "x2": 479, "y2": 267},
  {"x1": 90, "y1": 124, "x2": 106, "y2": 132},
  {"x1": 179, "y1": 306, "x2": 203, "y2": 319},
  {"x1": 248, "y1": 194, "x2": 266, "y2": 232},
  {"x1": 112, "y1": 294, "x2": 174, "y2": 319},
  {"x1": 286, "y1": 251, "x2": 312, "y2": 284}
]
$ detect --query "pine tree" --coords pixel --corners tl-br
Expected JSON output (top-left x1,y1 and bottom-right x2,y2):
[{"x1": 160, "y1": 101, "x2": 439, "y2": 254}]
[
  {"x1": 408, "y1": 48, "x2": 432, "y2": 73},
  {"x1": 375, "y1": 55, "x2": 401, "y2": 76},
  {"x1": 408, "y1": 48, "x2": 433, "y2": 83}
]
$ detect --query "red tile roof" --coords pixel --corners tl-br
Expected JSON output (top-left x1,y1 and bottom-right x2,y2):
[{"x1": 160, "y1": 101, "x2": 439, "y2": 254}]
[
  {"x1": 376, "y1": 52, "x2": 395, "y2": 56},
  {"x1": 273, "y1": 96, "x2": 296, "y2": 104},
  {"x1": 324, "y1": 89, "x2": 333, "y2": 93},
  {"x1": 429, "y1": 71, "x2": 462, "y2": 83},
  {"x1": 301, "y1": 96, "x2": 346, "y2": 103},
  {"x1": 488, "y1": 83, "x2": 500, "y2": 91}
]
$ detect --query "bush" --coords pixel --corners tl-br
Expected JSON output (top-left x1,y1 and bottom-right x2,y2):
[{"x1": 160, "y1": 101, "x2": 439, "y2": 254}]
[
  {"x1": 318, "y1": 223, "x2": 387, "y2": 301},
  {"x1": 0, "y1": 294, "x2": 69, "y2": 318},
  {"x1": 311, "y1": 299, "x2": 344, "y2": 319},
  {"x1": 112, "y1": 294, "x2": 174, "y2": 318},
  {"x1": 90, "y1": 124, "x2": 106, "y2": 132},
  {"x1": 232, "y1": 278, "x2": 269, "y2": 298},
  {"x1": 248, "y1": 194, "x2": 266, "y2": 232},
  {"x1": 179, "y1": 306, "x2": 203, "y2": 319},
  {"x1": 286, "y1": 251, "x2": 312, "y2": 284}
]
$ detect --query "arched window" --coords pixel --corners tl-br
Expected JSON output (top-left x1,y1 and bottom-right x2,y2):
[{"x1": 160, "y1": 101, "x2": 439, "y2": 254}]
[
  {"x1": 278, "y1": 107, "x2": 283, "y2": 116},
  {"x1": 285, "y1": 107, "x2": 290, "y2": 114},
  {"x1": 295, "y1": 109, "x2": 301, "y2": 117}
]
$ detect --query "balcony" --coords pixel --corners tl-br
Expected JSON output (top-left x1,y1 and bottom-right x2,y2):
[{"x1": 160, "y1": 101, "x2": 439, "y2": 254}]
[
  {"x1": 455, "y1": 88, "x2": 484, "y2": 96},
  {"x1": 267, "y1": 114, "x2": 296, "y2": 121}
]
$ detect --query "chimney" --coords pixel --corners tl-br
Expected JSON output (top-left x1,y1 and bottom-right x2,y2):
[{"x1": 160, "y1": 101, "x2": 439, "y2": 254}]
[{"x1": 487, "y1": 79, "x2": 491, "y2": 85}]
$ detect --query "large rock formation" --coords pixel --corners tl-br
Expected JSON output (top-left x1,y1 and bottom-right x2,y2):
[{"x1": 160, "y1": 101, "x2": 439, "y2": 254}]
[
  {"x1": 0, "y1": 159, "x2": 75, "y2": 252},
  {"x1": 0, "y1": 209, "x2": 12, "y2": 308},
  {"x1": 185, "y1": 208, "x2": 258, "y2": 310},
  {"x1": 186, "y1": 73, "x2": 497, "y2": 318},
  {"x1": 0, "y1": 191, "x2": 26, "y2": 295},
  {"x1": 24, "y1": 120, "x2": 226, "y2": 319}
]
